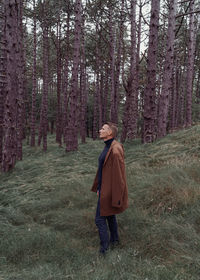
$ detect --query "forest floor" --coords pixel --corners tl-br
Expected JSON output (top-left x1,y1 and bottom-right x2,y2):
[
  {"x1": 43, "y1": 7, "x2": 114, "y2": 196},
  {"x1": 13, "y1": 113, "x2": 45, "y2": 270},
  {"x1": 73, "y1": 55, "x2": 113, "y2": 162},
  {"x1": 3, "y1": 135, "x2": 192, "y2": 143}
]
[{"x1": 0, "y1": 124, "x2": 200, "y2": 280}]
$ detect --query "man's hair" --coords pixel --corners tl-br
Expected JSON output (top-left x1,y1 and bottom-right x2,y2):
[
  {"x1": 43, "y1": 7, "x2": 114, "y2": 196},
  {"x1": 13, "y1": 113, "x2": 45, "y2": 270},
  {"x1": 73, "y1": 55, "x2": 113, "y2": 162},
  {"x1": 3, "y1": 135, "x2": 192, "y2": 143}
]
[{"x1": 105, "y1": 122, "x2": 118, "y2": 138}]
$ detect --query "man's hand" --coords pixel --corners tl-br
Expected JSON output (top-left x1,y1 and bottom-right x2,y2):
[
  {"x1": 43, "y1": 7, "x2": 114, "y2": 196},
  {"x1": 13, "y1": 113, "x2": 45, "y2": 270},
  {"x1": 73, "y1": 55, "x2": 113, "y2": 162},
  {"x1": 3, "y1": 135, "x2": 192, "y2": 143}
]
[{"x1": 97, "y1": 190, "x2": 99, "y2": 196}]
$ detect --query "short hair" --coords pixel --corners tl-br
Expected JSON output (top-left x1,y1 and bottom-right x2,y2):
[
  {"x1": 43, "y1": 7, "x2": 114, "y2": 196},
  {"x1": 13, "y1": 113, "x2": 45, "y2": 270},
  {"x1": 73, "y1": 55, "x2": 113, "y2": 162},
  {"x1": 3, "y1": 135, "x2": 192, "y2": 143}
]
[{"x1": 105, "y1": 122, "x2": 118, "y2": 138}]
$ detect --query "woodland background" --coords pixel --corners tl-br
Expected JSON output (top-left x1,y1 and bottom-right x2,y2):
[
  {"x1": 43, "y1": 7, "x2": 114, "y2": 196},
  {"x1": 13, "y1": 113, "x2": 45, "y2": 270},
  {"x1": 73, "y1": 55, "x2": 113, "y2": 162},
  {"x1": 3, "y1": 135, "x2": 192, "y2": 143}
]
[
  {"x1": 0, "y1": 0, "x2": 200, "y2": 172},
  {"x1": 1, "y1": 1, "x2": 200, "y2": 279}
]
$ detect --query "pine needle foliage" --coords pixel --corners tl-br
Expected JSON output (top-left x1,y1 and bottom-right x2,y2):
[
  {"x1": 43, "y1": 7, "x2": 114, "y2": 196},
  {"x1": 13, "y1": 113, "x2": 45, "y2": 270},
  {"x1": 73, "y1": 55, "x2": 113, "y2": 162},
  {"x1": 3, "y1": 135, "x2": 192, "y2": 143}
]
[{"x1": 1, "y1": 125, "x2": 200, "y2": 279}]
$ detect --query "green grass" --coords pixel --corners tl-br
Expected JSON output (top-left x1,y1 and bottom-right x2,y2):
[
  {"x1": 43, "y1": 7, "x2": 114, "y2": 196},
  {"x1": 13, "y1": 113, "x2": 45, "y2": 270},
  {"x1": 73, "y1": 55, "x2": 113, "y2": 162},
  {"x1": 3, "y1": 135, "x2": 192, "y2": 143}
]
[{"x1": 1, "y1": 125, "x2": 200, "y2": 279}]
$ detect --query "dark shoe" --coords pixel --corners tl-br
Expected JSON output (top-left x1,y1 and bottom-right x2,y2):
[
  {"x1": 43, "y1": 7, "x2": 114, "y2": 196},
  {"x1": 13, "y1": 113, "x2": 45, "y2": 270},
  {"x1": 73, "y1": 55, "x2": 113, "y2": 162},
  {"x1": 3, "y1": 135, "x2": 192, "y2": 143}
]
[
  {"x1": 110, "y1": 240, "x2": 120, "y2": 250},
  {"x1": 99, "y1": 246, "x2": 108, "y2": 256}
]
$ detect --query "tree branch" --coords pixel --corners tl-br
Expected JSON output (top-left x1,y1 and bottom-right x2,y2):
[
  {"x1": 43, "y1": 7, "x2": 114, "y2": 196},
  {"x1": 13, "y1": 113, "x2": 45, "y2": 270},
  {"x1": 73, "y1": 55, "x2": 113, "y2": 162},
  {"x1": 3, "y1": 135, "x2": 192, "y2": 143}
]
[{"x1": 176, "y1": 10, "x2": 200, "y2": 19}]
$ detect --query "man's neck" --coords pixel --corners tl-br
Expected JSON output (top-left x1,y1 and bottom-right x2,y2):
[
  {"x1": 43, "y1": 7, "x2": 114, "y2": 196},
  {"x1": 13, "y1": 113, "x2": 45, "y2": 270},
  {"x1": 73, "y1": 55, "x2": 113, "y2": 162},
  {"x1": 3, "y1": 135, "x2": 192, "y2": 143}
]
[{"x1": 103, "y1": 136, "x2": 113, "y2": 141}]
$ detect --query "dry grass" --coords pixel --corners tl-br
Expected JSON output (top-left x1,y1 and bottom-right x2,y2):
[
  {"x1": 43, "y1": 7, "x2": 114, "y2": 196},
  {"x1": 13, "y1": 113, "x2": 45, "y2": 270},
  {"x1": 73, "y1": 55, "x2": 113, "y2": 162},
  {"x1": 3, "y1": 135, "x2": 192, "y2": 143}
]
[{"x1": 0, "y1": 125, "x2": 200, "y2": 279}]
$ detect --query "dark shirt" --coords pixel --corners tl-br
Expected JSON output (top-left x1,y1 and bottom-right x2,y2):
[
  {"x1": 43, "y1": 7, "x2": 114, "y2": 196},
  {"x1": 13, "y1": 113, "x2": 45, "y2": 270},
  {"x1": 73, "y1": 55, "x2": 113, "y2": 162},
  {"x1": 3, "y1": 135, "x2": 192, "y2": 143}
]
[{"x1": 97, "y1": 138, "x2": 114, "y2": 191}]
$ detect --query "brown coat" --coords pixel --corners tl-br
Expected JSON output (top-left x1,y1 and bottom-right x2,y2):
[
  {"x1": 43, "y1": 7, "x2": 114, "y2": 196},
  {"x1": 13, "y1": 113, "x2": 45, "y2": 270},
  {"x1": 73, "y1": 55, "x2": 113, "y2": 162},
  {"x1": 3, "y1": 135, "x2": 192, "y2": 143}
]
[{"x1": 91, "y1": 140, "x2": 128, "y2": 216}]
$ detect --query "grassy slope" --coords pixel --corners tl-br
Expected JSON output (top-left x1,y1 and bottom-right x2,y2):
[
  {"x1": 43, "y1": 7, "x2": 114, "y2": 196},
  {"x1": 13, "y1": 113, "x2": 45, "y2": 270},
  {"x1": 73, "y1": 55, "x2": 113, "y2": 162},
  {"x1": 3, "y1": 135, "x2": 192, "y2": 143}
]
[{"x1": 0, "y1": 125, "x2": 200, "y2": 280}]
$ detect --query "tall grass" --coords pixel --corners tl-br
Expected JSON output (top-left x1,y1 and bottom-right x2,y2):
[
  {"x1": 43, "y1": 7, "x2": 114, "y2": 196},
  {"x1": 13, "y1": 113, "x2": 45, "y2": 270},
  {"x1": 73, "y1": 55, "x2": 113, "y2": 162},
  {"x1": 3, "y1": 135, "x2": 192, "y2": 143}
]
[{"x1": 0, "y1": 125, "x2": 200, "y2": 279}]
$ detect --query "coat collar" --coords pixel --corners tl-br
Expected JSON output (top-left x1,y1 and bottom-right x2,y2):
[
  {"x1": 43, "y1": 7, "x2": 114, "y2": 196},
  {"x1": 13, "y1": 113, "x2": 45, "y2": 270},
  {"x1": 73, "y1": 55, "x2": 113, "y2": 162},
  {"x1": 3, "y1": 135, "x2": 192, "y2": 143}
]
[{"x1": 103, "y1": 139, "x2": 117, "y2": 166}]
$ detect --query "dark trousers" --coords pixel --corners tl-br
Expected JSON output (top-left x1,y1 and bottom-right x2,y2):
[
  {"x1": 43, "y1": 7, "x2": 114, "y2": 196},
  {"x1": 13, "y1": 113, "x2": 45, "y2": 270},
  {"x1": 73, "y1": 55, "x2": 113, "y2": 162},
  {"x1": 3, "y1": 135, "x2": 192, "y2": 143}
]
[{"x1": 95, "y1": 196, "x2": 119, "y2": 251}]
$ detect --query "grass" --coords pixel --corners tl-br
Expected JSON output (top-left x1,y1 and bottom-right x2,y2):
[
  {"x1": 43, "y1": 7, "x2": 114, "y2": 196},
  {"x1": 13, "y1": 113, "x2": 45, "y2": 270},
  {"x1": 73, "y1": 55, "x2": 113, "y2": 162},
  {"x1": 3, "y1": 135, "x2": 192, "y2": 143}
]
[{"x1": 0, "y1": 125, "x2": 200, "y2": 279}]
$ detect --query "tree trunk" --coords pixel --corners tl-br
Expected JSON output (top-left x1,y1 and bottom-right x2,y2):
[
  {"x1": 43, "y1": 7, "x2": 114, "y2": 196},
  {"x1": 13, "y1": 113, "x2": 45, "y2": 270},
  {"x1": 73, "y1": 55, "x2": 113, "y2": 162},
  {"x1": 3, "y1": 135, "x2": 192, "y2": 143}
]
[
  {"x1": 93, "y1": 74, "x2": 99, "y2": 140},
  {"x1": 30, "y1": 0, "x2": 37, "y2": 147},
  {"x1": 0, "y1": 4, "x2": 6, "y2": 165},
  {"x1": 114, "y1": 0, "x2": 125, "y2": 126},
  {"x1": 16, "y1": 0, "x2": 25, "y2": 160},
  {"x1": 174, "y1": 64, "x2": 181, "y2": 128},
  {"x1": 170, "y1": 57, "x2": 178, "y2": 130},
  {"x1": 98, "y1": 71, "x2": 103, "y2": 128},
  {"x1": 56, "y1": 17, "x2": 62, "y2": 146},
  {"x1": 196, "y1": 68, "x2": 200, "y2": 120},
  {"x1": 121, "y1": 0, "x2": 137, "y2": 141},
  {"x1": 2, "y1": 0, "x2": 21, "y2": 171},
  {"x1": 66, "y1": 0, "x2": 82, "y2": 152},
  {"x1": 179, "y1": 67, "x2": 186, "y2": 127},
  {"x1": 80, "y1": 16, "x2": 87, "y2": 143},
  {"x1": 42, "y1": 25, "x2": 49, "y2": 151},
  {"x1": 142, "y1": 0, "x2": 160, "y2": 143},
  {"x1": 93, "y1": 25, "x2": 100, "y2": 140},
  {"x1": 186, "y1": 0, "x2": 197, "y2": 127},
  {"x1": 38, "y1": 9, "x2": 49, "y2": 152},
  {"x1": 157, "y1": 0, "x2": 177, "y2": 138},
  {"x1": 63, "y1": 8, "x2": 70, "y2": 144},
  {"x1": 109, "y1": 4, "x2": 117, "y2": 124},
  {"x1": 102, "y1": 64, "x2": 109, "y2": 124},
  {"x1": 136, "y1": 0, "x2": 142, "y2": 135}
]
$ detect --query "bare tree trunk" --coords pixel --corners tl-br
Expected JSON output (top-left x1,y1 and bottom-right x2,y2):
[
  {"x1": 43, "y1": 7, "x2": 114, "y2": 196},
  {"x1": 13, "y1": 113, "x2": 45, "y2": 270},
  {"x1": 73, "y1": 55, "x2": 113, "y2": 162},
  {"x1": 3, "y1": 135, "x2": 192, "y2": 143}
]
[
  {"x1": 127, "y1": 0, "x2": 138, "y2": 139},
  {"x1": 174, "y1": 64, "x2": 181, "y2": 128},
  {"x1": 102, "y1": 64, "x2": 109, "y2": 124},
  {"x1": 38, "y1": 12, "x2": 49, "y2": 152},
  {"x1": 157, "y1": 0, "x2": 177, "y2": 138},
  {"x1": 56, "y1": 16, "x2": 62, "y2": 146},
  {"x1": 42, "y1": 25, "x2": 49, "y2": 151},
  {"x1": 2, "y1": 0, "x2": 21, "y2": 171},
  {"x1": 196, "y1": 68, "x2": 200, "y2": 120},
  {"x1": 109, "y1": 3, "x2": 117, "y2": 124},
  {"x1": 93, "y1": 25, "x2": 100, "y2": 140},
  {"x1": 120, "y1": 84, "x2": 129, "y2": 143},
  {"x1": 99, "y1": 71, "x2": 103, "y2": 128},
  {"x1": 135, "y1": 0, "x2": 143, "y2": 135},
  {"x1": 66, "y1": 0, "x2": 82, "y2": 152},
  {"x1": 186, "y1": 0, "x2": 197, "y2": 127},
  {"x1": 113, "y1": 0, "x2": 125, "y2": 125},
  {"x1": 63, "y1": 8, "x2": 70, "y2": 144},
  {"x1": 93, "y1": 74, "x2": 99, "y2": 140},
  {"x1": 30, "y1": 0, "x2": 37, "y2": 147},
  {"x1": 142, "y1": 0, "x2": 160, "y2": 143},
  {"x1": 121, "y1": 0, "x2": 137, "y2": 141},
  {"x1": 179, "y1": 67, "x2": 186, "y2": 127},
  {"x1": 0, "y1": 4, "x2": 6, "y2": 165},
  {"x1": 80, "y1": 16, "x2": 87, "y2": 143},
  {"x1": 170, "y1": 56, "x2": 178, "y2": 130},
  {"x1": 16, "y1": 0, "x2": 25, "y2": 160}
]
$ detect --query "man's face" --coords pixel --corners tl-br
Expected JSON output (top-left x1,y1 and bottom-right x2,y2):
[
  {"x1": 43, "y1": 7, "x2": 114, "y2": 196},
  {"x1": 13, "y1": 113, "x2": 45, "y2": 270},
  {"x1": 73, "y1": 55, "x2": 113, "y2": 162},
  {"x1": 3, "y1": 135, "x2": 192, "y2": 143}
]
[{"x1": 99, "y1": 124, "x2": 112, "y2": 140}]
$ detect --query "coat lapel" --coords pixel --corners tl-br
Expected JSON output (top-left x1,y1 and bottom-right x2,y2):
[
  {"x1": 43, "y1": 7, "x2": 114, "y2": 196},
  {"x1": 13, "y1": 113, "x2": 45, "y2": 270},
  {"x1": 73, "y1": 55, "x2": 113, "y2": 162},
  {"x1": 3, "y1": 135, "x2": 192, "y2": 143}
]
[{"x1": 103, "y1": 140, "x2": 116, "y2": 166}]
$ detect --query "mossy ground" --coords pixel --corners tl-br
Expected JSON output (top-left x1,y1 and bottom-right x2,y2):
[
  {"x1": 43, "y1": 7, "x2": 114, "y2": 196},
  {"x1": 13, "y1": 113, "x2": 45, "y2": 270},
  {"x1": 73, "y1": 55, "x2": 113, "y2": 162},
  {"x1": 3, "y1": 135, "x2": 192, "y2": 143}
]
[{"x1": 1, "y1": 125, "x2": 200, "y2": 279}]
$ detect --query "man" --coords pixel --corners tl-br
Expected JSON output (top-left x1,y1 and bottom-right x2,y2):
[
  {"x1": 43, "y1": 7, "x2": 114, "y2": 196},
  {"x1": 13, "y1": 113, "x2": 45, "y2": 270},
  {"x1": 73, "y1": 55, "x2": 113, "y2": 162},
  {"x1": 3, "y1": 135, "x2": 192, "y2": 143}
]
[{"x1": 91, "y1": 122, "x2": 128, "y2": 255}]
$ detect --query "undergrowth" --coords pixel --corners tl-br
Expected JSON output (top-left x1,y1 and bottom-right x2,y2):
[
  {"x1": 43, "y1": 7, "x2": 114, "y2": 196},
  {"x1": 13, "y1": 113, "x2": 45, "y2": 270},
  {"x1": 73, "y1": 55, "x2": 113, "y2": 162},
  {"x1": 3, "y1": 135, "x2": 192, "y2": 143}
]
[{"x1": 0, "y1": 125, "x2": 200, "y2": 279}]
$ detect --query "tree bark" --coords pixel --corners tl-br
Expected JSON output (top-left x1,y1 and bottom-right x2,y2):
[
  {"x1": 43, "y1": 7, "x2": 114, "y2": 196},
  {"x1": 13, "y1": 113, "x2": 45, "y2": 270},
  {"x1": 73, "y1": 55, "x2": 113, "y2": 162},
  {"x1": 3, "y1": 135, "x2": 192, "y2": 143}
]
[
  {"x1": 16, "y1": 0, "x2": 25, "y2": 160},
  {"x1": 66, "y1": 0, "x2": 82, "y2": 152},
  {"x1": 56, "y1": 16, "x2": 62, "y2": 146},
  {"x1": 0, "y1": 4, "x2": 6, "y2": 165},
  {"x1": 2, "y1": 0, "x2": 21, "y2": 171},
  {"x1": 157, "y1": 0, "x2": 177, "y2": 138},
  {"x1": 30, "y1": 0, "x2": 37, "y2": 147},
  {"x1": 186, "y1": 0, "x2": 197, "y2": 127},
  {"x1": 121, "y1": 0, "x2": 138, "y2": 141},
  {"x1": 114, "y1": 0, "x2": 125, "y2": 126},
  {"x1": 80, "y1": 16, "x2": 87, "y2": 143},
  {"x1": 196, "y1": 68, "x2": 200, "y2": 119},
  {"x1": 38, "y1": 4, "x2": 49, "y2": 152},
  {"x1": 127, "y1": 0, "x2": 138, "y2": 139},
  {"x1": 142, "y1": 0, "x2": 160, "y2": 143},
  {"x1": 109, "y1": 3, "x2": 117, "y2": 124},
  {"x1": 63, "y1": 8, "x2": 70, "y2": 144},
  {"x1": 102, "y1": 64, "x2": 109, "y2": 124},
  {"x1": 92, "y1": 25, "x2": 100, "y2": 140}
]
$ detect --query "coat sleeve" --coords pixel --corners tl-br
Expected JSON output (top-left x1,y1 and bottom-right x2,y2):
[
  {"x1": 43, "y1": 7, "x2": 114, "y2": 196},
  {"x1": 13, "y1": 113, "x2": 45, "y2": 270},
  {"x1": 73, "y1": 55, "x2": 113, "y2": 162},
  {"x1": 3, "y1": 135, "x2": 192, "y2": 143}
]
[{"x1": 111, "y1": 151, "x2": 126, "y2": 208}]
